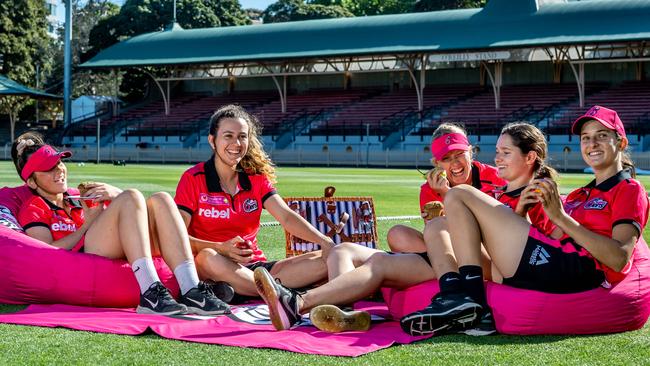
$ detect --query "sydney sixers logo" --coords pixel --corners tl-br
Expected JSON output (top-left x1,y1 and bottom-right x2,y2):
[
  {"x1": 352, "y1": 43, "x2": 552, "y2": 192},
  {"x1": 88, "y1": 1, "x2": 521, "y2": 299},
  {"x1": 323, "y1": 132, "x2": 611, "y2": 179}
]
[
  {"x1": 584, "y1": 198, "x2": 608, "y2": 210},
  {"x1": 243, "y1": 199, "x2": 259, "y2": 213},
  {"x1": 587, "y1": 106, "x2": 600, "y2": 116}
]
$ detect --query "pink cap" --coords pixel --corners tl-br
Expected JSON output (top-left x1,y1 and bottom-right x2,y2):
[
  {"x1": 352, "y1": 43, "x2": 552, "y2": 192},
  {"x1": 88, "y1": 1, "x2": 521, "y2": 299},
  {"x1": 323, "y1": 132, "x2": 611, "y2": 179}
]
[
  {"x1": 430, "y1": 133, "x2": 470, "y2": 161},
  {"x1": 20, "y1": 145, "x2": 72, "y2": 181},
  {"x1": 571, "y1": 105, "x2": 626, "y2": 139}
]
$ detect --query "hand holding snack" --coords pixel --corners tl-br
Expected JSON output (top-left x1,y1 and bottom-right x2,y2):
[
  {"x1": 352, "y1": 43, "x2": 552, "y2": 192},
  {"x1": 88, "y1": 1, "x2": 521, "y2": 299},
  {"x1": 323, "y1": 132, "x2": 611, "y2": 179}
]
[
  {"x1": 77, "y1": 181, "x2": 99, "y2": 208},
  {"x1": 422, "y1": 201, "x2": 445, "y2": 220},
  {"x1": 426, "y1": 168, "x2": 450, "y2": 195}
]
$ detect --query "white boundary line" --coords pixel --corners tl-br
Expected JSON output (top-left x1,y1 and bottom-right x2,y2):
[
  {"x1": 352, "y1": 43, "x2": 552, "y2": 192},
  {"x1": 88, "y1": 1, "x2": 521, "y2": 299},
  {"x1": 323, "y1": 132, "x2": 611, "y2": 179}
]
[{"x1": 260, "y1": 215, "x2": 420, "y2": 227}]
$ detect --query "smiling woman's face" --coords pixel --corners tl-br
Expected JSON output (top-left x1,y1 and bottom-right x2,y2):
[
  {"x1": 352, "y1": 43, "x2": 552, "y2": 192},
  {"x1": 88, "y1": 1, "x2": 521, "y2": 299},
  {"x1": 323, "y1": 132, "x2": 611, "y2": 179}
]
[
  {"x1": 210, "y1": 117, "x2": 250, "y2": 168},
  {"x1": 30, "y1": 161, "x2": 68, "y2": 194},
  {"x1": 435, "y1": 149, "x2": 472, "y2": 186}
]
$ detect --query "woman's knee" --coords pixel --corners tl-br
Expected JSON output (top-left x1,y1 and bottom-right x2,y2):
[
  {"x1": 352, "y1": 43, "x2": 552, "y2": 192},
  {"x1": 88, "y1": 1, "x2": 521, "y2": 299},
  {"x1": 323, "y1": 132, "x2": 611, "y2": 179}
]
[
  {"x1": 115, "y1": 188, "x2": 146, "y2": 208},
  {"x1": 387, "y1": 224, "x2": 410, "y2": 244},
  {"x1": 364, "y1": 252, "x2": 390, "y2": 276},
  {"x1": 423, "y1": 216, "x2": 447, "y2": 236},
  {"x1": 443, "y1": 185, "x2": 475, "y2": 207},
  {"x1": 148, "y1": 191, "x2": 174, "y2": 208},
  {"x1": 329, "y1": 242, "x2": 357, "y2": 257},
  {"x1": 326, "y1": 243, "x2": 362, "y2": 265},
  {"x1": 195, "y1": 248, "x2": 224, "y2": 275}
]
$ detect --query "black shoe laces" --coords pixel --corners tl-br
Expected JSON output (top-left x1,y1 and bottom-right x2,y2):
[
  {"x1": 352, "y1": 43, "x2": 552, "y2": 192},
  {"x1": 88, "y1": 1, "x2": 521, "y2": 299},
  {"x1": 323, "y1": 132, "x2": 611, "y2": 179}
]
[
  {"x1": 149, "y1": 283, "x2": 173, "y2": 301},
  {"x1": 197, "y1": 282, "x2": 215, "y2": 297}
]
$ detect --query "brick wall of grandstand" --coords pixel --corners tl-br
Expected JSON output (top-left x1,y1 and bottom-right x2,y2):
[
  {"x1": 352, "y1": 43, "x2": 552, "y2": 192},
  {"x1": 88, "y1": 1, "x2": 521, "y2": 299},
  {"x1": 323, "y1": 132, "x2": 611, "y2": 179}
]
[
  {"x1": 545, "y1": 81, "x2": 650, "y2": 137},
  {"x1": 307, "y1": 86, "x2": 484, "y2": 138},
  {"x1": 251, "y1": 88, "x2": 382, "y2": 136},
  {"x1": 418, "y1": 83, "x2": 608, "y2": 137}
]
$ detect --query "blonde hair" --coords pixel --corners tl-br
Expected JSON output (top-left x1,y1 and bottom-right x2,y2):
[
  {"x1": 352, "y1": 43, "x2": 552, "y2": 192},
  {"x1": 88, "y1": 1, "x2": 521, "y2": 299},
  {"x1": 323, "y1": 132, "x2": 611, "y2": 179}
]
[
  {"x1": 431, "y1": 122, "x2": 467, "y2": 140},
  {"x1": 209, "y1": 104, "x2": 276, "y2": 183}
]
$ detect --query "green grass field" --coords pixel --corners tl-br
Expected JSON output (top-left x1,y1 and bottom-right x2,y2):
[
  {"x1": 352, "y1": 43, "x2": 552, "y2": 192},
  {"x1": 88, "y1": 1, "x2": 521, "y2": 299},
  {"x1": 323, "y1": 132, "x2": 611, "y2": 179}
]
[{"x1": 1, "y1": 162, "x2": 649, "y2": 365}]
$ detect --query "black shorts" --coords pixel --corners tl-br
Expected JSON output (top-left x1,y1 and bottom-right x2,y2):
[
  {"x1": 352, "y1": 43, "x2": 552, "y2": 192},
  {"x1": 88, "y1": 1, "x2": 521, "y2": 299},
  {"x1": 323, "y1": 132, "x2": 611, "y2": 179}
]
[
  {"x1": 387, "y1": 251, "x2": 431, "y2": 266},
  {"x1": 227, "y1": 260, "x2": 279, "y2": 305},
  {"x1": 502, "y1": 227, "x2": 605, "y2": 294},
  {"x1": 244, "y1": 260, "x2": 277, "y2": 272}
]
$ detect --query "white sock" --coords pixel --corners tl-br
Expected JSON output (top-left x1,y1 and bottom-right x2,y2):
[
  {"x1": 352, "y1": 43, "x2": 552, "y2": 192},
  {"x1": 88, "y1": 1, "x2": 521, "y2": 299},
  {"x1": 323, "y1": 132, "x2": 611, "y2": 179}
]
[
  {"x1": 173, "y1": 259, "x2": 200, "y2": 295},
  {"x1": 132, "y1": 257, "x2": 161, "y2": 294}
]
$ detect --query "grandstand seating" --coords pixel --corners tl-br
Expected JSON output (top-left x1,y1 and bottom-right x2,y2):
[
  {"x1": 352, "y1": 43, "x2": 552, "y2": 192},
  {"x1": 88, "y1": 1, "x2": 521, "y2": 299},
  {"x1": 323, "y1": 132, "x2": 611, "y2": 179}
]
[
  {"x1": 121, "y1": 92, "x2": 275, "y2": 139},
  {"x1": 251, "y1": 88, "x2": 381, "y2": 136},
  {"x1": 57, "y1": 81, "x2": 650, "y2": 148},
  {"x1": 545, "y1": 81, "x2": 650, "y2": 136},
  {"x1": 415, "y1": 83, "x2": 607, "y2": 137},
  {"x1": 308, "y1": 86, "x2": 484, "y2": 138}
]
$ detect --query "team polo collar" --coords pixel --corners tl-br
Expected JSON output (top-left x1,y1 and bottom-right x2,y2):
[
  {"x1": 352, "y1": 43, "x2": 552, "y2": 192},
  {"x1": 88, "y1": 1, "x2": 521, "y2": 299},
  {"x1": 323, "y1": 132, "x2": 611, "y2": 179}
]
[
  {"x1": 38, "y1": 192, "x2": 82, "y2": 211},
  {"x1": 503, "y1": 185, "x2": 526, "y2": 198},
  {"x1": 203, "y1": 155, "x2": 252, "y2": 193},
  {"x1": 470, "y1": 163, "x2": 481, "y2": 188},
  {"x1": 585, "y1": 169, "x2": 631, "y2": 192}
]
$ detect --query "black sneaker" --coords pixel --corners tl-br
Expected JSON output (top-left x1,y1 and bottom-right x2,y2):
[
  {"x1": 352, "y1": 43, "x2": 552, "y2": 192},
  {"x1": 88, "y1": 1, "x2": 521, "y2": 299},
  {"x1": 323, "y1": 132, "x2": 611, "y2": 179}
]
[
  {"x1": 457, "y1": 310, "x2": 497, "y2": 336},
  {"x1": 400, "y1": 292, "x2": 482, "y2": 336},
  {"x1": 136, "y1": 282, "x2": 188, "y2": 315},
  {"x1": 204, "y1": 280, "x2": 235, "y2": 303},
  {"x1": 253, "y1": 267, "x2": 302, "y2": 330},
  {"x1": 180, "y1": 282, "x2": 232, "y2": 316}
]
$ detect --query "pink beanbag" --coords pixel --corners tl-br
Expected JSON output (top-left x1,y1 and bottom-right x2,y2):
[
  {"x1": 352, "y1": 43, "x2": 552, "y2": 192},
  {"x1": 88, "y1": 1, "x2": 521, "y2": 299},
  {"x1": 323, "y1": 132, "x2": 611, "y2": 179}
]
[
  {"x1": 382, "y1": 239, "x2": 650, "y2": 335},
  {"x1": 0, "y1": 225, "x2": 179, "y2": 307}
]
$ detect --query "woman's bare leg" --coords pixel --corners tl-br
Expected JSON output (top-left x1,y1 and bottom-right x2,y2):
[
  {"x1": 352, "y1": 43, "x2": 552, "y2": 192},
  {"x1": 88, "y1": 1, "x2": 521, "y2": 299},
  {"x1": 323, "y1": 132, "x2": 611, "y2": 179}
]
[
  {"x1": 386, "y1": 224, "x2": 426, "y2": 253},
  {"x1": 195, "y1": 249, "x2": 258, "y2": 296},
  {"x1": 423, "y1": 217, "x2": 493, "y2": 280},
  {"x1": 444, "y1": 185, "x2": 531, "y2": 278},
  {"x1": 84, "y1": 189, "x2": 151, "y2": 263},
  {"x1": 146, "y1": 192, "x2": 193, "y2": 269},
  {"x1": 325, "y1": 243, "x2": 384, "y2": 280},
  {"x1": 299, "y1": 252, "x2": 434, "y2": 313},
  {"x1": 270, "y1": 251, "x2": 327, "y2": 287}
]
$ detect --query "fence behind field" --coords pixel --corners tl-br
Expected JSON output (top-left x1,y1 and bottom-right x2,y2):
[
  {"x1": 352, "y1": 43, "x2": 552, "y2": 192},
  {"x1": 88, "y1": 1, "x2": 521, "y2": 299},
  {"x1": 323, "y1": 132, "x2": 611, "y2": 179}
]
[{"x1": 4, "y1": 144, "x2": 650, "y2": 171}]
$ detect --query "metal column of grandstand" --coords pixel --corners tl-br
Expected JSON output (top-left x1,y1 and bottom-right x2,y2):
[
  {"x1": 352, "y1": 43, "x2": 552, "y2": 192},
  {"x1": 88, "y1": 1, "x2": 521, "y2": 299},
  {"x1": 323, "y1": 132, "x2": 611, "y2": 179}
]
[{"x1": 77, "y1": 0, "x2": 650, "y2": 154}]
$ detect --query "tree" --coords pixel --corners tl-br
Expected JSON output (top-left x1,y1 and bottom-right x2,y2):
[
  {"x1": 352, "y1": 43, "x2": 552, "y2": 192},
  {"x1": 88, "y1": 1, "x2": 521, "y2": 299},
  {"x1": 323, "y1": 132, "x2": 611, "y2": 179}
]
[
  {"x1": 0, "y1": 0, "x2": 51, "y2": 140},
  {"x1": 43, "y1": 0, "x2": 121, "y2": 99},
  {"x1": 87, "y1": 0, "x2": 250, "y2": 102},
  {"x1": 0, "y1": 96, "x2": 30, "y2": 141},
  {"x1": 413, "y1": 0, "x2": 487, "y2": 12},
  {"x1": 0, "y1": 0, "x2": 51, "y2": 84},
  {"x1": 263, "y1": 0, "x2": 353, "y2": 23},
  {"x1": 310, "y1": 0, "x2": 414, "y2": 16}
]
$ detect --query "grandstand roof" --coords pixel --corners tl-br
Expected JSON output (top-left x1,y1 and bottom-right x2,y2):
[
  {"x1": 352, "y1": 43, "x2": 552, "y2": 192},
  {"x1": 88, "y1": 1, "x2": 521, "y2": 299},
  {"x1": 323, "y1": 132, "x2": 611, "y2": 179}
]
[
  {"x1": 82, "y1": 0, "x2": 650, "y2": 69},
  {"x1": 0, "y1": 75, "x2": 61, "y2": 99}
]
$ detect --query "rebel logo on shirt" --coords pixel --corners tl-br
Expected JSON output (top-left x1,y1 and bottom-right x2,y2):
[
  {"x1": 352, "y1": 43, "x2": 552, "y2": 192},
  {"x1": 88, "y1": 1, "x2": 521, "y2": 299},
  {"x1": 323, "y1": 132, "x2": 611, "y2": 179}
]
[
  {"x1": 243, "y1": 199, "x2": 259, "y2": 213},
  {"x1": 584, "y1": 198, "x2": 608, "y2": 210},
  {"x1": 51, "y1": 221, "x2": 77, "y2": 232},
  {"x1": 199, "y1": 193, "x2": 229, "y2": 206},
  {"x1": 198, "y1": 207, "x2": 230, "y2": 219}
]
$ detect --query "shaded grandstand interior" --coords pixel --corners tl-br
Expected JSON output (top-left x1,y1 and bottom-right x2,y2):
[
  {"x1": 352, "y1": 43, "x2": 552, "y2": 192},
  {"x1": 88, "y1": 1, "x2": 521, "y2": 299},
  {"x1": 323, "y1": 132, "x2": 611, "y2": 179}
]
[{"x1": 59, "y1": 80, "x2": 650, "y2": 147}]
